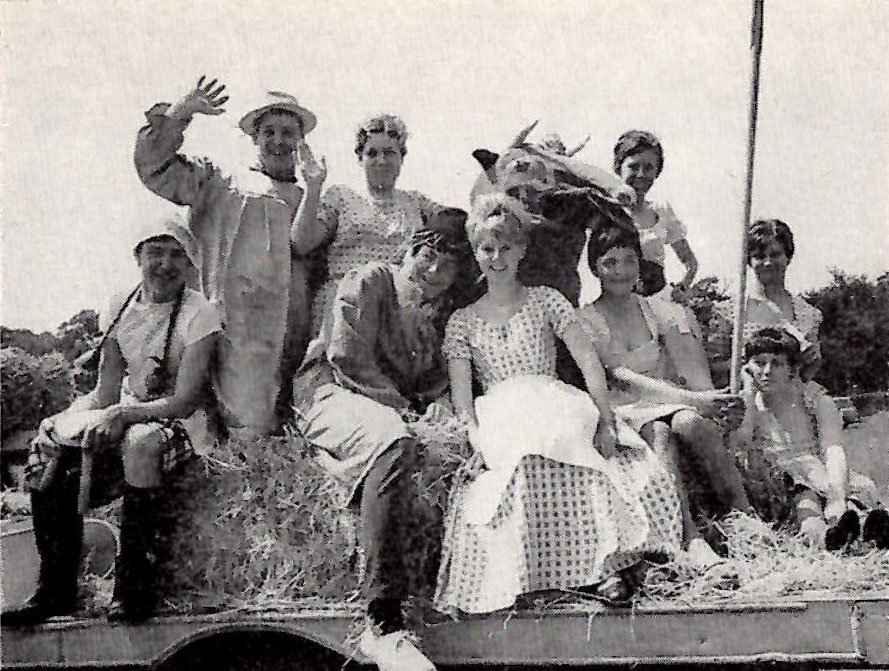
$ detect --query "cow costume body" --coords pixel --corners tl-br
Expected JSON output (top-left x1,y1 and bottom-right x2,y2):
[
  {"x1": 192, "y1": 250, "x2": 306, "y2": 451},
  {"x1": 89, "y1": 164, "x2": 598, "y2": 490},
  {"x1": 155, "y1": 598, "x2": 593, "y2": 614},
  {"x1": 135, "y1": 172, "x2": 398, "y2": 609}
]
[{"x1": 471, "y1": 122, "x2": 636, "y2": 305}]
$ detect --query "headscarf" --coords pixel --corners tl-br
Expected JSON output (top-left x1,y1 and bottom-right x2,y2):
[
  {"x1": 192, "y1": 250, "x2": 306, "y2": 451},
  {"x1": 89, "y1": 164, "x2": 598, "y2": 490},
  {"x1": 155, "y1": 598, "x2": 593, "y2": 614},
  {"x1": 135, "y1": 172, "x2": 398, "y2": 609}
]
[{"x1": 131, "y1": 214, "x2": 201, "y2": 270}]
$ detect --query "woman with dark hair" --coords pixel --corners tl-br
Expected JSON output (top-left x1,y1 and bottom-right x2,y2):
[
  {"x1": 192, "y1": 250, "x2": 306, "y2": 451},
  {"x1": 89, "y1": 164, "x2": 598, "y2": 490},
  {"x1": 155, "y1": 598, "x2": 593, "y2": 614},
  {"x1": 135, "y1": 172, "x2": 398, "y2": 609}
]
[
  {"x1": 292, "y1": 208, "x2": 472, "y2": 671},
  {"x1": 579, "y1": 224, "x2": 751, "y2": 568},
  {"x1": 739, "y1": 327, "x2": 887, "y2": 550},
  {"x1": 612, "y1": 130, "x2": 698, "y2": 300},
  {"x1": 292, "y1": 114, "x2": 442, "y2": 335},
  {"x1": 717, "y1": 219, "x2": 823, "y2": 381}
]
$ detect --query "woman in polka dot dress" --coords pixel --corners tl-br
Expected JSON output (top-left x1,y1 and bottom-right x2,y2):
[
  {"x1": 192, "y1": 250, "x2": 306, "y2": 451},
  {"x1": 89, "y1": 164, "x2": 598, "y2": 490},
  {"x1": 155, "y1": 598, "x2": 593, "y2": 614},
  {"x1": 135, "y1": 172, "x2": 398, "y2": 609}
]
[
  {"x1": 434, "y1": 195, "x2": 682, "y2": 615},
  {"x1": 292, "y1": 114, "x2": 440, "y2": 336}
]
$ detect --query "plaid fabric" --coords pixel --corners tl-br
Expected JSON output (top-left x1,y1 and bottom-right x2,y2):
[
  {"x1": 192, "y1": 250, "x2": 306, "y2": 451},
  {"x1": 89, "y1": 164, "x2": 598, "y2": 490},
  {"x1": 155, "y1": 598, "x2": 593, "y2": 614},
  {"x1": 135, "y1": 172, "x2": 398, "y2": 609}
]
[{"x1": 26, "y1": 420, "x2": 193, "y2": 507}]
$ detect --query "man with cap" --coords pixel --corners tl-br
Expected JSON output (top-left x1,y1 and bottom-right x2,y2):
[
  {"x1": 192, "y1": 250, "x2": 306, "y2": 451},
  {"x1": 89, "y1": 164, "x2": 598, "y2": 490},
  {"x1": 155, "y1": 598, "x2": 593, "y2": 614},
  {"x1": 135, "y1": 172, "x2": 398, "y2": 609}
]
[
  {"x1": 3, "y1": 216, "x2": 222, "y2": 625},
  {"x1": 292, "y1": 207, "x2": 473, "y2": 671},
  {"x1": 134, "y1": 76, "x2": 327, "y2": 436}
]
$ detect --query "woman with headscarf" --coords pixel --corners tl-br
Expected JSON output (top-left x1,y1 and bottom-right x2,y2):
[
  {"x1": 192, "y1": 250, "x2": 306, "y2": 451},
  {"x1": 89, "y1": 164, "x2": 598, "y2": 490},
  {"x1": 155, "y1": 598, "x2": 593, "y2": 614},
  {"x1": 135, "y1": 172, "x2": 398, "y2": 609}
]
[
  {"x1": 4, "y1": 216, "x2": 221, "y2": 625},
  {"x1": 292, "y1": 207, "x2": 472, "y2": 671},
  {"x1": 291, "y1": 114, "x2": 441, "y2": 335}
]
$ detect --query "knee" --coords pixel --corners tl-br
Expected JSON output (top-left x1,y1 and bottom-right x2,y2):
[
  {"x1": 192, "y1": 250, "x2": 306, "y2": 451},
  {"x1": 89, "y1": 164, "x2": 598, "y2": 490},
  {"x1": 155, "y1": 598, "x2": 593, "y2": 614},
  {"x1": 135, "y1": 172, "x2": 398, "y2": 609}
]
[
  {"x1": 122, "y1": 424, "x2": 166, "y2": 488},
  {"x1": 672, "y1": 411, "x2": 719, "y2": 447}
]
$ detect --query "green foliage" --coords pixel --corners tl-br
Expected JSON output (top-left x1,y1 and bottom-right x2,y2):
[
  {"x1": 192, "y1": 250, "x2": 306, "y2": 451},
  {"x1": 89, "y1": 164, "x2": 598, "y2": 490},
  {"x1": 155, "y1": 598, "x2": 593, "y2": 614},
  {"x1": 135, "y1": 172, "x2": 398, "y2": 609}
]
[
  {"x1": 1, "y1": 347, "x2": 77, "y2": 440},
  {"x1": 804, "y1": 270, "x2": 889, "y2": 396},
  {"x1": 1, "y1": 312, "x2": 101, "y2": 440},
  {"x1": 686, "y1": 276, "x2": 733, "y2": 389}
]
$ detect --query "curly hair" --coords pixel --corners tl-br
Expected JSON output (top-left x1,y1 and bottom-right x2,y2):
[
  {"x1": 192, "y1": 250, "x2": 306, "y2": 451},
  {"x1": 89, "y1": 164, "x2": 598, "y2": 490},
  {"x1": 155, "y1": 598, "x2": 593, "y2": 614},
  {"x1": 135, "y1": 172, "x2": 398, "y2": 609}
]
[
  {"x1": 355, "y1": 114, "x2": 409, "y2": 158},
  {"x1": 748, "y1": 218, "x2": 795, "y2": 264},
  {"x1": 612, "y1": 129, "x2": 665, "y2": 176},
  {"x1": 587, "y1": 223, "x2": 643, "y2": 269},
  {"x1": 744, "y1": 326, "x2": 802, "y2": 371},
  {"x1": 465, "y1": 194, "x2": 532, "y2": 249}
]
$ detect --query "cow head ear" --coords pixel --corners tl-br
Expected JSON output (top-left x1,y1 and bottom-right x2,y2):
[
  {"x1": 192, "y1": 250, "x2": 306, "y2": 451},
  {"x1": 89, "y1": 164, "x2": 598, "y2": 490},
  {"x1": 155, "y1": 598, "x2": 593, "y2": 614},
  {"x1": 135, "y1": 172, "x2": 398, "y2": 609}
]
[{"x1": 472, "y1": 149, "x2": 500, "y2": 182}]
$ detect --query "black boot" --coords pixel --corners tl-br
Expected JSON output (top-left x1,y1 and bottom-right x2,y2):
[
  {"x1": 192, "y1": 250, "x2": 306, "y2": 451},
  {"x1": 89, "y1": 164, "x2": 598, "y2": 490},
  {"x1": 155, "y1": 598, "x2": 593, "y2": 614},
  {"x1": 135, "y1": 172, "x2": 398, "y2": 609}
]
[
  {"x1": 863, "y1": 509, "x2": 889, "y2": 550},
  {"x1": 3, "y1": 476, "x2": 83, "y2": 627},
  {"x1": 825, "y1": 510, "x2": 861, "y2": 552},
  {"x1": 108, "y1": 487, "x2": 160, "y2": 622}
]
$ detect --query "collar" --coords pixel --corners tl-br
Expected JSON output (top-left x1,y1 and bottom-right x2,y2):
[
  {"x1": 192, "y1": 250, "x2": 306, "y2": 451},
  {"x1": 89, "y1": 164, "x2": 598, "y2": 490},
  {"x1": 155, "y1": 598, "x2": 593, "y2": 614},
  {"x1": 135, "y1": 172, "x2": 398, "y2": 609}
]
[{"x1": 249, "y1": 166, "x2": 299, "y2": 184}]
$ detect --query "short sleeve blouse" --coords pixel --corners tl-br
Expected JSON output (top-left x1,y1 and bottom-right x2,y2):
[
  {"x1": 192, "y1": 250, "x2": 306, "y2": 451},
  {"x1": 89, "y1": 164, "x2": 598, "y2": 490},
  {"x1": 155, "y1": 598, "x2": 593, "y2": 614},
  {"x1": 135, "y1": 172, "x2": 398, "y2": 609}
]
[
  {"x1": 443, "y1": 286, "x2": 577, "y2": 392},
  {"x1": 102, "y1": 288, "x2": 221, "y2": 402},
  {"x1": 316, "y1": 184, "x2": 434, "y2": 280},
  {"x1": 635, "y1": 199, "x2": 688, "y2": 266}
]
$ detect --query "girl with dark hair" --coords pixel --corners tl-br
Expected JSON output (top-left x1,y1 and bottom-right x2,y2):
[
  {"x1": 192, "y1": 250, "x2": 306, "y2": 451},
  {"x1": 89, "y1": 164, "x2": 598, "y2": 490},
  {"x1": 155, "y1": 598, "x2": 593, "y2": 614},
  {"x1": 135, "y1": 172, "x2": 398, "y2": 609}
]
[
  {"x1": 613, "y1": 130, "x2": 698, "y2": 300},
  {"x1": 716, "y1": 219, "x2": 823, "y2": 381},
  {"x1": 739, "y1": 327, "x2": 887, "y2": 550},
  {"x1": 579, "y1": 224, "x2": 751, "y2": 568}
]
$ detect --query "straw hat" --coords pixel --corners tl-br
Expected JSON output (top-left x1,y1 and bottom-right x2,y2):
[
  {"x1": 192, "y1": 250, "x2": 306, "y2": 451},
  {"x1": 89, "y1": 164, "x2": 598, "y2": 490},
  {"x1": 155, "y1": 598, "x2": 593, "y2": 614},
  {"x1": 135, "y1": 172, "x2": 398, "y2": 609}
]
[{"x1": 238, "y1": 91, "x2": 317, "y2": 137}]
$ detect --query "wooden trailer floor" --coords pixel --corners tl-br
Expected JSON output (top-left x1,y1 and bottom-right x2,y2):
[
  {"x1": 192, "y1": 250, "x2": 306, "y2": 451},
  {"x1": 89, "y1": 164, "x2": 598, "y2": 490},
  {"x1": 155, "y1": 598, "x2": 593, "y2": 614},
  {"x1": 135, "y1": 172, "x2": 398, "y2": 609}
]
[{"x1": 3, "y1": 595, "x2": 888, "y2": 669}]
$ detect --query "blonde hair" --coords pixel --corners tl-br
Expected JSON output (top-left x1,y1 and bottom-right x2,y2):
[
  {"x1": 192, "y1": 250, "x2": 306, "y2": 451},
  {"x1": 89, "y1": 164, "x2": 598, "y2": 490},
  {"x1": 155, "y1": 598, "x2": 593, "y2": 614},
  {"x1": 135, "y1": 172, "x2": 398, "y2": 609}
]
[{"x1": 465, "y1": 193, "x2": 532, "y2": 249}]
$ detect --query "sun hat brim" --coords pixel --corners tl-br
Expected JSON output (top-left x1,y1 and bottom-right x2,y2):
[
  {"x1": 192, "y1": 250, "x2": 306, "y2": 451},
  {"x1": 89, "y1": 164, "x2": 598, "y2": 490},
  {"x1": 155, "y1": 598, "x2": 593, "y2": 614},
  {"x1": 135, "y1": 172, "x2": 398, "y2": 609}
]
[{"x1": 239, "y1": 96, "x2": 317, "y2": 137}]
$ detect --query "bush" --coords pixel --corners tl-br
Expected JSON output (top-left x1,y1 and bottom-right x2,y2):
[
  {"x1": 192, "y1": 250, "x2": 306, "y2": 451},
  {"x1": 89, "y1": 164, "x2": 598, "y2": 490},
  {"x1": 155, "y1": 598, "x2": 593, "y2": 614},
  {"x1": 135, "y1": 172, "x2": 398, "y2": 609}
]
[
  {"x1": 1, "y1": 347, "x2": 77, "y2": 440},
  {"x1": 805, "y1": 271, "x2": 889, "y2": 396}
]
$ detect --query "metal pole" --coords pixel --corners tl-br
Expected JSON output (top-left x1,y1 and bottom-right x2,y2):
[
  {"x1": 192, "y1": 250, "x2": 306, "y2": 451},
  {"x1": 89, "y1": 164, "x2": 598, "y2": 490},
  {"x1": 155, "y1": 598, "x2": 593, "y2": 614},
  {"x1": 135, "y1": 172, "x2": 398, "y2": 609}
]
[{"x1": 730, "y1": 0, "x2": 765, "y2": 393}]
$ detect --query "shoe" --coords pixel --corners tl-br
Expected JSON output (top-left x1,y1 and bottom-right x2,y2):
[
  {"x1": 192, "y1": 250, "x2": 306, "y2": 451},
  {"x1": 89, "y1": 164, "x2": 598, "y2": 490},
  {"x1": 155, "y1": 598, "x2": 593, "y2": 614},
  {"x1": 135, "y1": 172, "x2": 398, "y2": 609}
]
[
  {"x1": 825, "y1": 510, "x2": 860, "y2": 552},
  {"x1": 862, "y1": 509, "x2": 889, "y2": 550},
  {"x1": 2, "y1": 593, "x2": 76, "y2": 627},
  {"x1": 106, "y1": 599, "x2": 154, "y2": 623},
  {"x1": 358, "y1": 626, "x2": 436, "y2": 671}
]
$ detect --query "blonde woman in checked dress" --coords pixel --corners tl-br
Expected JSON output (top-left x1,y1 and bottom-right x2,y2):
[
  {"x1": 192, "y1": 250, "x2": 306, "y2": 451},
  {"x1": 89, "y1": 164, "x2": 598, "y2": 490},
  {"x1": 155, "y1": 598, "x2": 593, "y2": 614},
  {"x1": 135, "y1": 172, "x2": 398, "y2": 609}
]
[{"x1": 434, "y1": 196, "x2": 681, "y2": 614}]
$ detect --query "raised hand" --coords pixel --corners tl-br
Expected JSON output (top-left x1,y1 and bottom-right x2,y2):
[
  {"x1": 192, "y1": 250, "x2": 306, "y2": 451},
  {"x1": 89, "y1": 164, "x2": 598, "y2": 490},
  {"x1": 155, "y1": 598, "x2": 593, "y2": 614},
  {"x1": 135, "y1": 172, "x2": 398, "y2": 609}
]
[
  {"x1": 296, "y1": 140, "x2": 327, "y2": 190},
  {"x1": 169, "y1": 75, "x2": 229, "y2": 120}
]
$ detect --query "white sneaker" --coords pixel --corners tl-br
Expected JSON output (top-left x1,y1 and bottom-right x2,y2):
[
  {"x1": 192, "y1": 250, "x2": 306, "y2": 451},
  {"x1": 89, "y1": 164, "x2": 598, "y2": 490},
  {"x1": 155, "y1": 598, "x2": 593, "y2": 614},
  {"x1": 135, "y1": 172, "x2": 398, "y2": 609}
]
[{"x1": 358, "y1": 627, "x2": 437, "y2": 671}]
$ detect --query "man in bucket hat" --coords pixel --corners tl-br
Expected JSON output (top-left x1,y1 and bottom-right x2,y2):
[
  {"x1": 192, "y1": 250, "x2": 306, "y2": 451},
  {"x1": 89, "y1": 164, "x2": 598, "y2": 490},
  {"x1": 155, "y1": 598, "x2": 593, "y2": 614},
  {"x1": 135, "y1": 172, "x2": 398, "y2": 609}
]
[{"x1": 135, "y1": 76, "x2": 327, "y2": 436}]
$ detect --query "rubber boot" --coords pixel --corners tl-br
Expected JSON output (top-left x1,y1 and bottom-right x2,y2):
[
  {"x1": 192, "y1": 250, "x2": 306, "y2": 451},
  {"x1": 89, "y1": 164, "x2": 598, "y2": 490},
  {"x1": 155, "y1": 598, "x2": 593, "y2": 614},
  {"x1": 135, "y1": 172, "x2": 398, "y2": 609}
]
[
  {"x1": 3, "y1": 472, "x2": 82, "y2": 626},
  {"x1": 108, "y1": 487, "x2": 160, "y2": 622}
]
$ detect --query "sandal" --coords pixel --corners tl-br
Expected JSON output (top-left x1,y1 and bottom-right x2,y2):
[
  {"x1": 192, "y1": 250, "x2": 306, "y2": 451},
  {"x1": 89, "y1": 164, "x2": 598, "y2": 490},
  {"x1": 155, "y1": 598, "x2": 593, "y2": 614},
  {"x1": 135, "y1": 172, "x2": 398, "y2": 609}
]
[{"x1": 574, "y1": 575, "x2": 633, "y2": 606}]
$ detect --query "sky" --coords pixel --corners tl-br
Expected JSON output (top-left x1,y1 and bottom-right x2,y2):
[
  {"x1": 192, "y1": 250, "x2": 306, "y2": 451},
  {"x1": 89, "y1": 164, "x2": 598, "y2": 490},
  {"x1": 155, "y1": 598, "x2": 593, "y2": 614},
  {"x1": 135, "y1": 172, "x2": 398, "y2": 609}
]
[{"x1": 1, "y1": 0, "x2": 887, "y2": 331}]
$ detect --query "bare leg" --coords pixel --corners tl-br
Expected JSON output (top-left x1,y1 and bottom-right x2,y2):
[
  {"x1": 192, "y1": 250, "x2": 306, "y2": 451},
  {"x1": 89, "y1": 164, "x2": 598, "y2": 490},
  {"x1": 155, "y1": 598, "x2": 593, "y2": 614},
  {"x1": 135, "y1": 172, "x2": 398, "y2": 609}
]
[
  {"x1": 795, "y1": 488, "x2": 827, "y2": 548},
  {"x1": 642, "y1": 420, "x2": 699, "y2": 546},
  {"x1": 670, "y1": 410, "x2": 750, "y2": 514}
]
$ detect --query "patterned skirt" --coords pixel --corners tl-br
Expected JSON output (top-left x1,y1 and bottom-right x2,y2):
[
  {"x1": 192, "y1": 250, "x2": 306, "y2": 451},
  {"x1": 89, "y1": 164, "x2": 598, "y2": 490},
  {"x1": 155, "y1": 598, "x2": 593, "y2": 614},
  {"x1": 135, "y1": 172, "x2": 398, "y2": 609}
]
[{"x1": 434, "y1": 451, "x2": 682, "y2": 614}]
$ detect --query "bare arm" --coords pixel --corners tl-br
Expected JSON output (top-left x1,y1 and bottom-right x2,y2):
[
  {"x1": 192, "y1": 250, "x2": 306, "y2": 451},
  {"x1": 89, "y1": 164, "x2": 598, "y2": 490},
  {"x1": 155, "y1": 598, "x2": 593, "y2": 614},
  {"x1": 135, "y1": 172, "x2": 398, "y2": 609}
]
[
  {"x1": 115, "y1": 334, "x2": 217, "y2": 424},
  {"x1": 661, "y1": 322, "x2": 716, "y2": 391},
  {"x1": 448, "y1": 357, "x2": 477, "y2": 429},
  {"x1": 67, "y1": 339, "x2": 126, "y2": 413},
  {"x1": 671, "y1": 239, "x2": 698, "y2": 289},
  {"x1": 814, "y1": 392, "x2": 849, "y2": 507}
]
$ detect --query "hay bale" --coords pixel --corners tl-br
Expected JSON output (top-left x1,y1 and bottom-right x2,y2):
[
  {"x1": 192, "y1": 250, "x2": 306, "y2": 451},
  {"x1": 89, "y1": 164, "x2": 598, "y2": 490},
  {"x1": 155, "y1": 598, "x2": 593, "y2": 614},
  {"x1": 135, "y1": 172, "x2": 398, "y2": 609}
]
[
  {"x1": 150, "y1": 415, "x2": 470, "y2": 614},
  {"x1": 155, "y1": 430, "x2": 360, "y2": 612},
  {"x1": 642, "y1": 511, "x2": 889, "y2": 605}
]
